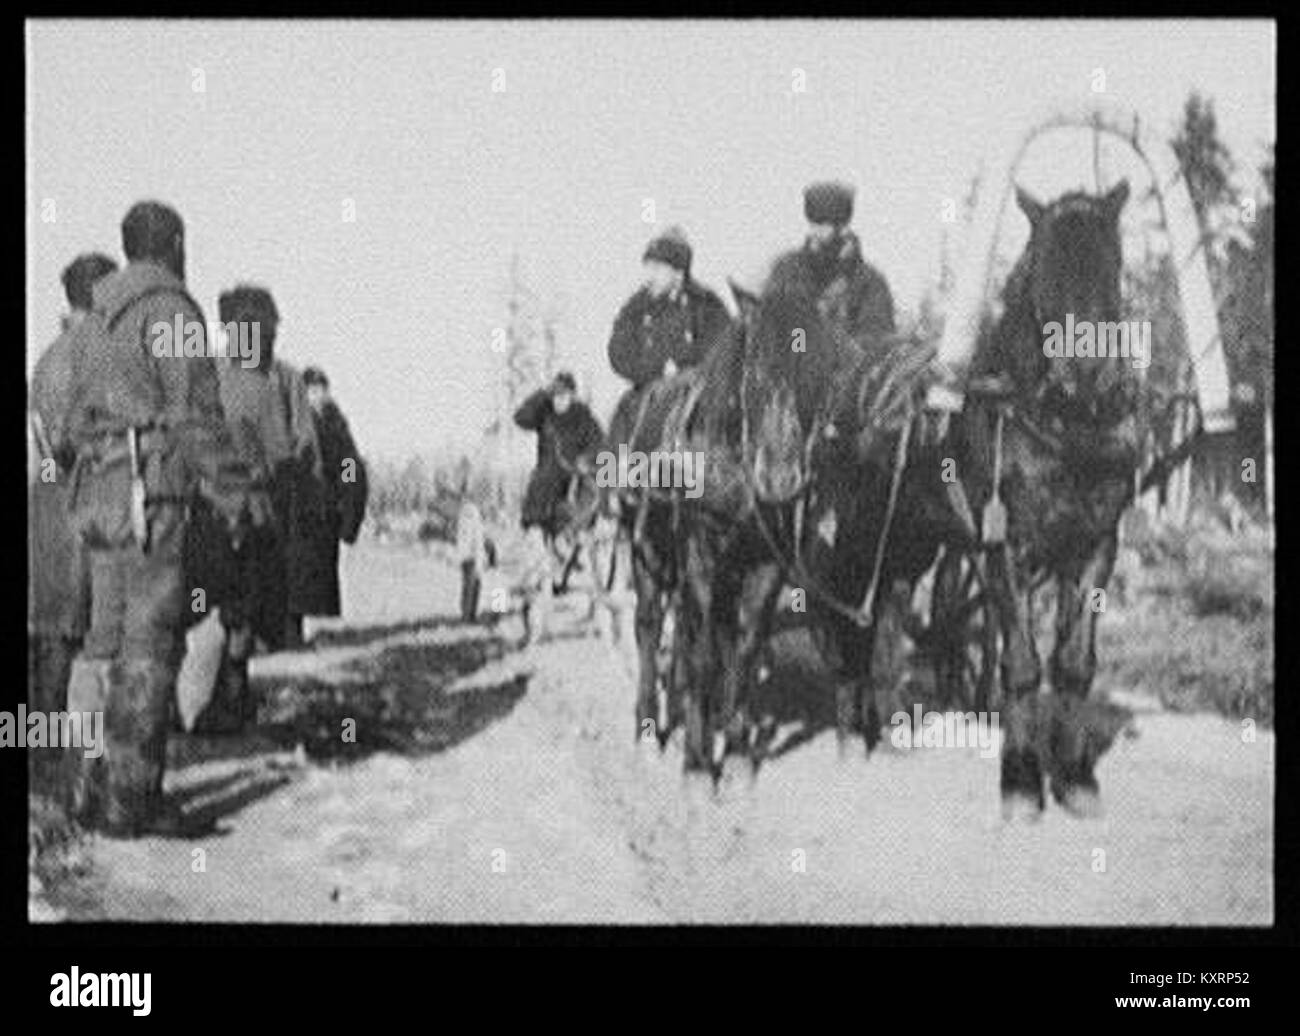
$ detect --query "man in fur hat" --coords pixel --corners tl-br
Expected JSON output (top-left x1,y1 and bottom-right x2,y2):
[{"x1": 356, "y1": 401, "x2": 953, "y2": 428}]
[
  {"x1": 182, "y1": 284, "x2": 318, "y2": 731},
  {"x1": 606, "y1": 226, "x2": 732, "y2": 437},
  {"x1": 768, "y1": 181, "x2": 896, "y2": 346}
]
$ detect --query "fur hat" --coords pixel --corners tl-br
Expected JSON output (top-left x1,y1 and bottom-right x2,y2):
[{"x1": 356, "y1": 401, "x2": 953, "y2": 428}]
[
  {"x1": 803, "y1": 181, "x2": 855, "y2": 226},
  {"x1": 61, "y1": 253, "x2": 118, "y2": 311},
  {"x1": 121, "y1": 201, "x2": 184, "y2": 261},
  {"x1": 218, "y1": 284, "x2": 279, "y2": 326},
  {"x1": 643, "y1": 226, "x2": 692, "y2": 274},
  {"x1": 550, "y1": 370, "x2": 577, "y2": 393}
]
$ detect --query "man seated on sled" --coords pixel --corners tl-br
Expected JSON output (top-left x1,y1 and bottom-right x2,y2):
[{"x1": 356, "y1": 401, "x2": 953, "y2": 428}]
[
  {"x1": 606, "y1": 226, "x2": 731, "y2": 443},
  {"x1": 766, "y1": 180, "x2": 897, "y2": 347}
]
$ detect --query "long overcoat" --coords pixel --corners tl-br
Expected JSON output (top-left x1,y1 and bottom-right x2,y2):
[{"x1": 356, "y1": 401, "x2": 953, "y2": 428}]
[
  {"x1": 606, "y1": 278, "x2": 732, "y2": 447},
  {"x1": 514, "y1": 390, "x2": 604, "y2": 533},
  {"x1": 29, "y1": 318, "x2": 95, "y2": 639},
  {"x1": 286, "y1": 399, "x2": 367, "y2": 617}
]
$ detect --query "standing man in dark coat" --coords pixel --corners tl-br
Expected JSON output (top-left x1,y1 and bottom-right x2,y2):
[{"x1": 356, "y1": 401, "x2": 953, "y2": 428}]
[
  {"x1": 767, "y1": 181, "x2": 896, "y2": 347},
  {"x1": 514, "y1": 370, "x2": 604, "y2": 536},
  {"x1": 28, "y1": 253, "x2": 117, "y2": 788},
  {"x1": 290, "y1": 366, "x2": 368, "y2": 642},
  {"x1": 182, "y1": 285, "x2": 317, "y2": 730},
  {"x1": 63, "y1": 201, "x2": 231, "y2": 837},
  {"x1": 607, "y1": 226, "x2": 732, "y2": 438}
]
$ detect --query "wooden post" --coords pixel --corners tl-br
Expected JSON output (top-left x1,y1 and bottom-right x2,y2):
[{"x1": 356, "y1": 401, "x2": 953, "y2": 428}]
[
  {"x1": 1264, "y1": 390, "x2": 1274, "y2": 524},
  {"x1": 1172, "y1": 368, "x2": 1193, "y2": 526}
]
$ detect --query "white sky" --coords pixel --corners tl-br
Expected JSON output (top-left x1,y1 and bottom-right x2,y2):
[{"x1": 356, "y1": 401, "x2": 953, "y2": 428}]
[{"x1": 27, "y1": 19, "x2": 1275, "y2": 460}]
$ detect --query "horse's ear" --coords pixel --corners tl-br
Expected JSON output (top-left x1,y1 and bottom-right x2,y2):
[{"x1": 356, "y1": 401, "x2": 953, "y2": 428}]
[
  {"x1": 1015, "y1": 185, "x2": 1045, "y2": 226},
  {"x1": 729, "y1": 278, "x2": 760, "y2": 326},
  {"x1": 1103, "y1": 178, "x2": 1130, "y2": 219}
]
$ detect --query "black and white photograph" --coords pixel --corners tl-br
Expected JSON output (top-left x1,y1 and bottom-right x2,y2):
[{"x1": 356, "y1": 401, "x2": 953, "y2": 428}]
[{"x1": 23, "y1": 16, "x2": 1275, "y2": 945}]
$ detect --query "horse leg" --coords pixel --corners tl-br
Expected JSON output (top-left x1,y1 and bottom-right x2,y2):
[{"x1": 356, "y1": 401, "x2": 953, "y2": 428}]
[
  {"x1": 866, "y1": 578, "x2": 914, "y2": 752},
  {"x1": 1046, "y1": 533, "x2": 1117, "y2": 816},
  {"x1": 721, "y1": 560, "x2": 784, "y2": 770},
  {"x1": 832, "y1": 618, "x2": 874, "y2": 757},
  {"x1": 984, "y1": 544, "x2": 1045, "y2": 816},
  {"x1": 631, "y1": 541, "x2": 666, "y2": 746},
  {"x1": 664, "y1": 587, "x2": 689, "y2": 744},
  {"x1": 582, "y1": 523, "x2": 609, "y2": 625},
  {"x1": 681, "y1": 530, "x2": 718, "y2": 774},
  {"x1": 931, "y1": 546, "x2": 967, "y2": 709}
]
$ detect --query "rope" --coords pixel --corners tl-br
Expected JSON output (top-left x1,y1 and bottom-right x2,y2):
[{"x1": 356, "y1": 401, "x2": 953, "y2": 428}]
[{"x1": 857, "y1": 407, "x2": 916, "y2": 624}]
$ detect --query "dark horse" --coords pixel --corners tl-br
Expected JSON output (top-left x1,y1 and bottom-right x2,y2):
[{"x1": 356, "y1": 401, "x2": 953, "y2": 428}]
[
  {"x1": 610, "y1": 183, "x2": 1138, "y2": 798},
  {"x1": 803, "y1": 183, "x2": 1139, "y2": 816},
  {"x1": 729, "y1": 267, "x2": 958, "y2": 769},
  {"x1": 608, "y1": 257, "x2": 931, "y2": 776},
  {"x1": 606, "y1": 294, "x2": 807, "y2": 772},
  {"x1": 947, "y1": 181, "x2": 1140, "y2": 817},
  {"x1": 713, "y1": 183, "x2": 1141, "y2": 806}
]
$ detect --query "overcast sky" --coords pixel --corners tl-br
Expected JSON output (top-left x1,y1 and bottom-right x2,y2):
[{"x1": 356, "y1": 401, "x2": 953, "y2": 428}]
[{"x1": 27, "y1": 19, "x2": 1274, "y2": 461}]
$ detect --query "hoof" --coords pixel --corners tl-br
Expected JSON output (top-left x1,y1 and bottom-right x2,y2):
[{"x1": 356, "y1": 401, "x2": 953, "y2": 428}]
[
  {"x1": 717, "y1": 748, "x2": 759, "y2": 790},
  {"x1": 750, "y1": 716, "x2": 777, "y2": 762},
  {"x1": 682, "y1": 736, "x2": 710, "y2": 774},
  {"x1": 1054, "y1": 782, "x2": 1104, "y2": 819},
  {"x1": 656, "y1": 688, "x2": 670, "y2": 734},
  {"x1": 710, "y1": 730, "x2": 727, "y2": 770},
  {"x1": 862, "y1": 704, "x2": 881, "y2": 754},
  {"x1": 1000, "y1": 791, "x2": 1044, "y2": 823}
]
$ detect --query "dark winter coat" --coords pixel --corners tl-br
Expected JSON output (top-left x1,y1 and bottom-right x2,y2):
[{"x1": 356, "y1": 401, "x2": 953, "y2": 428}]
[
  {"x1": 766, "y1": 231, "x2": 896, "y2": 346},
  {"x1": 606, "y1": 279, "x2": 732, "y2": 389},
  {"x1": 514, "y1": 390, "x2": 604, "y2": 532},
  {"x1": 182, "y1": 359, "x2": 319, "y2": 645},
  {"x1": 28, "y1": 318, "x2": 94, "y2": 637},
  {"x1": 286, "y1": 399, "x2": 367, "y2": 617}
]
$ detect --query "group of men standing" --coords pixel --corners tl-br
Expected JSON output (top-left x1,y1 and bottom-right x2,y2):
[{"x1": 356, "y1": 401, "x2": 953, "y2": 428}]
[
  {"x1": 513, "y1": 180, "x2": 898, "y2": 539},
  {"x1": 27, "y1": 200, "x2": 366, "y2": 838},
  {"x1": 33, "y1": 183, "x2": 892, "y2": 834}
]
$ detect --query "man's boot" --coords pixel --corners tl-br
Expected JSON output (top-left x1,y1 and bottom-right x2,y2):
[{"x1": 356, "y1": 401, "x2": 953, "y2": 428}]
[
  {"x1": 100, "y1": 659, "x2": 209, "y2": 838},
  {"x1": 30, "y1": 635, "x2": 80, "y2": 794},
  {"x1": 191, "y1": 649, "x2": 249, "y2": 736},
  {"x1": 63, "y1": 656, "x2": 115, "y2": 828},
  {"x1": 226, "y1": 654, "x2": 258, "y2": 727}
]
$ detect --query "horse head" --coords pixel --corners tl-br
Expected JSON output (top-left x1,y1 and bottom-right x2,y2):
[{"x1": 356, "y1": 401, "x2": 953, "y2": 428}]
[
  {"x1": 1001, "y1": 180, "x2": 1134, "y2": 420},
  {"x1": 726, "y1": 277, "x2": 830, "y2": 504}
]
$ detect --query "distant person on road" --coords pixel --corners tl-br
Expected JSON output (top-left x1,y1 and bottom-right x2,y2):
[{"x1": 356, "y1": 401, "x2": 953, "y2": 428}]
[
  {"x1": 513, "y1": 371, "x2": 603, "y2": 643},
  {"x1": 455, "y1": 493, "x2": 487, "y2": 623},
  {"x1": 513, "y1": 370, "x2": 603, "y2": 538}
]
